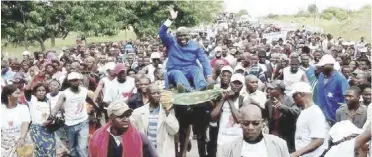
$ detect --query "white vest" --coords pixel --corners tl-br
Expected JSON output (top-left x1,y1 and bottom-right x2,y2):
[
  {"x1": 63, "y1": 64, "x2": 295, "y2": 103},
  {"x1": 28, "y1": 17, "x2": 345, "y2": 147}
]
[
  {"x1": 63, "y1": 87, "x2": 88, "y2": 126},
  {"x1": 283, "y1": 67, "x2": 304, "y2": 88}
]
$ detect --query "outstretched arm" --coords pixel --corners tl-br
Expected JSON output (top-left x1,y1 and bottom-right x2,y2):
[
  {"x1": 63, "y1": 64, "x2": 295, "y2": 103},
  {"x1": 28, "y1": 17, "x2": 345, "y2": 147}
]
[{"x1": 158, "y1": 6, "x2": 178, "y2": 47}]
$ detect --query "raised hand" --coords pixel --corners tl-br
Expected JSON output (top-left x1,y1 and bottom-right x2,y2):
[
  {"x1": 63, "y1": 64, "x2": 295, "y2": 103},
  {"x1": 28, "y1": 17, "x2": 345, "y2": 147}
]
[{"x1": 168, "y1": 6, "x2": 178, "y2": 20}]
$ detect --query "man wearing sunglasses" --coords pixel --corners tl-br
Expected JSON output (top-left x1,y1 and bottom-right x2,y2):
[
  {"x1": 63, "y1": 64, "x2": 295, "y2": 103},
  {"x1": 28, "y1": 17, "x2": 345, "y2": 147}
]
[
  {"x1": 217, "y1": 103, "x2": 290, "y2": 157},
  {"x1": 289, "y1": 82, "x2": 328, "y2": 157}
]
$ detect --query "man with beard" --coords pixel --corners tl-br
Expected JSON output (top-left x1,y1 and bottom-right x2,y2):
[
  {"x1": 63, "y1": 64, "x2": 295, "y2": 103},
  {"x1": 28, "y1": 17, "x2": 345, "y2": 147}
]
[
  {"x1": 336, "y1": 86, "x2": 367, "y2": 128},
  {"x1": 131, "y1": 84, "x2": 179, "y2": 157},
  {"x1": 48, "y1": 72, "x2": 98, "y2": 157},
  {"x1": 217, "y1": 103, "x2": 290, "y2": 157},
  {"x1": 159, "y1": 6, "x2": 214, "y2": 93},
  {"x1": 316, "y1": 54, "x2": 349, "y2": 126},
  {"x1": 283, "y1": 58, "x2": 308, "y2": 91},
  {"x1": 89, "y1": 101, "x2": 158, "y2": 157},
  {"x1": 210, "y1": 47, "x2": 229, "y2": 70}
]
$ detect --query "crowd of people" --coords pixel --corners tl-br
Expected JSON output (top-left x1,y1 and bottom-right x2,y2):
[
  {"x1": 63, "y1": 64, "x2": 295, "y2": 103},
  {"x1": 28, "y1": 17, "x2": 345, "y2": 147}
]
[{"x1": 1, "y1": 6, "x2": 371, "y2": 157}]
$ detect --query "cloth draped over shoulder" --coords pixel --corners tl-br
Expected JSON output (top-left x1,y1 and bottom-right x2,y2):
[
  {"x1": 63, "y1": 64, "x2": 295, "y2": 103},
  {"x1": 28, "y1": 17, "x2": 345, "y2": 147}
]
[{"x1": 89, "y1": 122, "x2": 143, "y2": 157}]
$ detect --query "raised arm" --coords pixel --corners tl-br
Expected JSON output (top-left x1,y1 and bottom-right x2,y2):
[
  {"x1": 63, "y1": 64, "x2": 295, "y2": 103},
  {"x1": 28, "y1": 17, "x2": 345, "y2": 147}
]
[{"x1": 158, "y1": 6, "x2": 178, "y2": 47}]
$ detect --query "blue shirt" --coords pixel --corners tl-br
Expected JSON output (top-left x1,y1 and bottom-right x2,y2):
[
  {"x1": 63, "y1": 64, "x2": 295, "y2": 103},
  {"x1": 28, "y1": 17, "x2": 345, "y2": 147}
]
[
  {"x1": 316, "y1": 71, "x2": 349, "y2": 123},
  {"x1": 158, "y1": 24, "x2": 212, "y2": 77}
]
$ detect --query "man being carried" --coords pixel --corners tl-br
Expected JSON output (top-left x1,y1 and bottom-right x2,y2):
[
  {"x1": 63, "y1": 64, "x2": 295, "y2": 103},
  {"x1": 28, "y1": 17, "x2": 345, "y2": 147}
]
[{"x1": 159, "y1": 6, "x2": 214, "y2": 93}]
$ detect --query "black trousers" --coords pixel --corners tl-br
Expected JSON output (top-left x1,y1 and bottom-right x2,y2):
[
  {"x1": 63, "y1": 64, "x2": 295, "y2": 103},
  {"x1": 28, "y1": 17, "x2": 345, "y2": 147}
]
[
  {"x1": 175, "y1": 103, "x2": 211, "y2": 157},
  {"x1": 207, "y1": 124, "x2": 218, "y2": 157}
]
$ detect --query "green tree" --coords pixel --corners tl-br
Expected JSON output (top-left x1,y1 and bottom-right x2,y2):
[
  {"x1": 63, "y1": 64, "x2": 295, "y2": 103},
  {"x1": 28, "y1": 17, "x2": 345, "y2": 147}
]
[
  {"x1": 307, "y1": 4, "x2": 318, "y2": 14},
  {"x1": 236, "y1": 9, "x2": 249, "y2": 17}
]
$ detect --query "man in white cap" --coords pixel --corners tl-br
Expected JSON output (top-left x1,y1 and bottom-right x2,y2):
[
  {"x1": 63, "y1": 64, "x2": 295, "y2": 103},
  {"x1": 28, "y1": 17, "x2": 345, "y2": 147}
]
[
  {"x1": 93, "y1": 62, "x2": 117, "y2": 110},
  {"x1": 211, "y1": 73, "x2": 245, "y2": 149},
  {"x1": 48, "y1": 72, "x2": 97, "y2": 157},
  {"x1": 159, "y1": 6, "x2": 214, "y2": 93},
  {"x1": 290, "y1": 82, "x2": 328, "y2": 157},
  {"x1": 316, "y1": 54, "x2": 349, "y2": 125},
  {"x1": 142, "y1": 52, "x2": 163, "y2": 82},
  {"x1": 22, "y1": 51, "x2": 30, "y2": 61}
]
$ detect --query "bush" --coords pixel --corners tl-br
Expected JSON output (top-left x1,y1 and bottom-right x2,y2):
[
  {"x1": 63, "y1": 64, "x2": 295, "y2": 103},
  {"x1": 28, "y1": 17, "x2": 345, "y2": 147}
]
[{"x1": 321, "y1": 12, "x2": 333, "y2": 20}]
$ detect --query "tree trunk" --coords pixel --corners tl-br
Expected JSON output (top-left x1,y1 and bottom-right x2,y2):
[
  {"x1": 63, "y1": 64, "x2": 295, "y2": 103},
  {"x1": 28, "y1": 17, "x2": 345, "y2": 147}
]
[
  {"x1": 51, "y1": 33, "x2": 56, "y2": 48},
  {"x1": 24, "y1": 36, "x2": 29, "y2": 50},
  {"x1": 38, "y1": 38, "x2": 45, "y2": 52}
]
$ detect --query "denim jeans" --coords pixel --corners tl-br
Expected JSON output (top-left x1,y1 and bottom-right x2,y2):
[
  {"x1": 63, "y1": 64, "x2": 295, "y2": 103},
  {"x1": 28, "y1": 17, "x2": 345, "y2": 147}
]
[{"x1": 65, "y1": 119, "x2": 89, "y2": 157}]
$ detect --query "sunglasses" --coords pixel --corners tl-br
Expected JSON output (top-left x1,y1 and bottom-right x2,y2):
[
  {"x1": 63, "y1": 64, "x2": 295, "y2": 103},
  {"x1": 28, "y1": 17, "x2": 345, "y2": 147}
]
[{"x1": 240, "y1": 119, "x2": 262, "y2": 127}]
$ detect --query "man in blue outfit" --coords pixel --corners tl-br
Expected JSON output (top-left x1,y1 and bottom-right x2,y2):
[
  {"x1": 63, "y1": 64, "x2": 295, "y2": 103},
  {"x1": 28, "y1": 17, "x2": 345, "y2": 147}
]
[
  {"x1": 159, "y1": 6, "x2": 214, "y2": 93},
  {"x1": 316, "y1": 54, "x2": 349, "y2": 125}
]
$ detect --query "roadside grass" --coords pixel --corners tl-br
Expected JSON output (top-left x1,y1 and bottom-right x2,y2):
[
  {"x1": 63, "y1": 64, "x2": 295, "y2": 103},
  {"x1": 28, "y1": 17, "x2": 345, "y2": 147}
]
[
  {"x1": 263, "y1": 11, "x2": 371, "y2": 43},
  {"x1": 1, "y1": 30, "x2": 136, "y2": 58}
]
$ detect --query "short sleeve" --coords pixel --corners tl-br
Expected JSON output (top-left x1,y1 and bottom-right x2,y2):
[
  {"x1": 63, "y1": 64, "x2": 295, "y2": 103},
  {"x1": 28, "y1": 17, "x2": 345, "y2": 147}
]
[
  {"x1": 309, "y1": 107, "x2": 327, "y2": 138},
  {"x1": 20, "y1": 105, "x2": 31, "y2": 123}
]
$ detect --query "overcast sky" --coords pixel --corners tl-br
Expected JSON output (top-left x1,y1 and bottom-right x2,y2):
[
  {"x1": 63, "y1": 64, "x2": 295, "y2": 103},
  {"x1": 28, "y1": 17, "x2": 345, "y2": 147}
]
[{"x1": 224, "y1": 0, "x2": 370, "y2": 17}]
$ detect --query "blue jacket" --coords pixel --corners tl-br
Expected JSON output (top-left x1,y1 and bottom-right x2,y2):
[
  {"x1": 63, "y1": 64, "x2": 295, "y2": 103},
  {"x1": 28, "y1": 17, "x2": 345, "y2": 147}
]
[
  {"x1": 158, "y1": 24, "x2": 212, "y2": 77},
  {"x1": 316, "y1": 71, "x2": 349, "y2": 123}
]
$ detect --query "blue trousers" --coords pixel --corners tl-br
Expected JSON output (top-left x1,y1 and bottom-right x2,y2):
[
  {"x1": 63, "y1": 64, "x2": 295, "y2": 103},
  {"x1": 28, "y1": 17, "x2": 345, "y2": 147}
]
[
  {"x1": 65, "y1": 120, "x2": 89, "y2": 157},
  {"x1": 166, "y1": 66, "x2": 207, "y2": 92}
]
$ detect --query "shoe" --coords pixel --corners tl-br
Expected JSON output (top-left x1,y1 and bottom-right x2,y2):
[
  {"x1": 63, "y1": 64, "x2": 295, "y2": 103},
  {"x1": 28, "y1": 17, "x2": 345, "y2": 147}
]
[{"x1": 177, "y1": 83, "x2": 186, "y2": 93}]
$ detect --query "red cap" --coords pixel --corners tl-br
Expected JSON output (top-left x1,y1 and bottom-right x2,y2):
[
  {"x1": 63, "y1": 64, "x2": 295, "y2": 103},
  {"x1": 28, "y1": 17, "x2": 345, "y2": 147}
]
[{"x1": 114, "y1": 63, "x2": 126, "y2": 74}]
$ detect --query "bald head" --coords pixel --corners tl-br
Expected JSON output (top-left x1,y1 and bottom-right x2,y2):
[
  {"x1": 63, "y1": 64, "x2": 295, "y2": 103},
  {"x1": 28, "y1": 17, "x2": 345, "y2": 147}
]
[
  {"x1": 146, "y1": 83, "x2": 160, "y2": 93},
  {"x1": 245, "y1": 74, "x2": 258, "y2": 82},
  {"x1": 240, "y1": 104, "x2": 262, "y2": 119}
]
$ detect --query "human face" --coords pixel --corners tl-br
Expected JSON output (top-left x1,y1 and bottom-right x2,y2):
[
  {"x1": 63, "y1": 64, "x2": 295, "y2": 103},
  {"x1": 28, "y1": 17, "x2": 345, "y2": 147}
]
[
  {"x1": 155, "y1": 70, "x2": 163, "y2": 80},
  {"x1": 138, "y1": 79, "x2": 150, "y2": 93},
  {"x1": 345, "y1": 90, "x2": 359, "y2": 106},
  {"x1": 240, "y1": 113, "x2": 263, "y2": 141},
  {"x1": 292, "y1": 92, "x2": 305, "y2": 108},
  {"x1": 68, "y1": 79, "x2": 80, "y2": 88},
  {"x1": 48, "y1": 81, "x2": 60, "y2": 93},
  {"x1": 349, "y1": 61, "x2": 357, "y2": 70},
  {"x1": 246, "y1": 79, "x2": 258, "y2": 92},
  {"x1": 342, "y1": 67, "x2": 352, "y2": 78},
  {"x1": 301, "y1": 56, "x2": 310, "y2": 66},
  {"x1": 111, "y1": 110, "x2": 132, "y2": 130},
  {"x1": 290, "y1": 61, "x2": 299, "y2": 73},
  {"x1": 38, "y1": 54, "x2": 44, "y2": 61},
  {"x1": 281, "y1": 60, "x2": 288, "y2": 67},
  {"x1": 258, "y1": 54, "x2": 266, "y2": 63},
  {"x1": 128, "y1": 71, "x2": 135, "y2": 78},
  {"x1": 354, "y1": 74, "x2": 366, "y2": 85},
  {"x1": 35, "y1": 86, "x2": 47, "y2": 100},
  {"x1": 250, "y1": 55, "x2": 258, "y2": 65},
  {"x1": 220, "y1": 71, "x2": 232, "y2": 85},
  {"x1": 46, "y1": 65, "x2": 54, "y2": 74},
  {"x1": 230, "y1": 80, "x2": 243, "y2": 94},
  {"x1": 148, "y1": 86, "x2": 161, "y2": 104},
  {"x1": 69, "y1": 63, "x2": 80, "y2": 73},
  {"x1": 359, "y1": 61, "x2": 368, "y2": 70},
  {"x1": 176, "y1": 33, "x2": 189, "y2": 46},
  {"x1": 362, "y1": 88, "x2": 371, "y2": 104},
  {"x1": 9, "y1": 89, "x2": 21, "y2": 103},
  {"x1": 23, "y1": 55, "x2": 29, "y2": 60},
  {"x1": 117, "y1": 70, "x2": 126, "y2": 82}
]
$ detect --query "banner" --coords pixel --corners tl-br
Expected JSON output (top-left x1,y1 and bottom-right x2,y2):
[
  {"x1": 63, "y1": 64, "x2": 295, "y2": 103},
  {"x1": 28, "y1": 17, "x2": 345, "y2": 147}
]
[{"x1": 262, "y1": 31, "x2": 287, "y2": 42}]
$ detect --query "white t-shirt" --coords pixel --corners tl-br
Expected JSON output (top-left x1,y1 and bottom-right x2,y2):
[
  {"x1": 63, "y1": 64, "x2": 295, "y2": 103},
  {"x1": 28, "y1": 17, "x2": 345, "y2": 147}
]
[
  {"x1": 1, "y1": 105, "x2": 31, "y2": 138},
  {"x1": 283, "y1": 67, "x2": 305, "y2": 88},
  {"x1": 100, "y1": 77, "x2": 114, "y2": 103},
  {"x1": 146, "y1": 64, "x2": 163, "y2": 83},
  {"x1": 241, "y1": 90, "x2": 267, "y2": 109},
  {"x1": 63, "y1": 87, "x2": 89, "y2": 126},
  {"x1": 28, "y1": 96, "x2": 51, "y2": 124},
  {"x1": 295, "y1": 105, "x2": 328, "y2": 157},
  {"x1": 217, "y1": 99, "x2": 243, "y2": 146},
  {"x1": 103, "y1": 77, "x2": 135, "y2": 103},
  {"x1": 240, "y1": 139, "x2": 268, "y2": 157}
]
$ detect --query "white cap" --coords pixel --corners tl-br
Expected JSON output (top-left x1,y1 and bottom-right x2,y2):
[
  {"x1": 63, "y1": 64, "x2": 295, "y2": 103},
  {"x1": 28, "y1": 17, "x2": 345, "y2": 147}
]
[
  {"x1": 67, "y1": 72, "x2": 83, "y2": 80},
  {"x1": 150, "y1": 52, "x2": 161, "y2": 59},
  {"x1": 230, "y1": 74, "x2": 245, "y2": 84},
  {"x1": 23, "y1": 51, "x2": 30, "y2": 55},
  {"x1": 105, "y1": 62, "x2": 116, "y2": 71},
  {"x1": 317, "y1": 54, "x2": 336, "y2": 66},
  {"x1": 234, "y1": 64, "x2": 245, "y2": 73},
  {"x1": 288, "y1": 82, "x2": 312, "y2": 96},
  {"x1": 329, "y1": 120, "x2": 363, "y2": 143},
  {"x1": 221, "y1": 66, "x2": 233, "y2": 74}
]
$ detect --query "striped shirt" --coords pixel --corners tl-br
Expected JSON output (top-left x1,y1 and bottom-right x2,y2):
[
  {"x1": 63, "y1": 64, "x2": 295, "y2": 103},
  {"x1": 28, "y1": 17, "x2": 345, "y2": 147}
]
[{"x1": 147, "y1": 106, "x2": 160, "y2": 148}]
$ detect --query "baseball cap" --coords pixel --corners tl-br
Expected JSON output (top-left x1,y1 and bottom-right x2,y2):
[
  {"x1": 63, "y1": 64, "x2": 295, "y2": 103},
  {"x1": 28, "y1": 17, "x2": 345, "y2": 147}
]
[
  {"x1": 317, "y1": 54, "x2": 336, "y2": 66},
  {"x1": 221, "y1": 66, "x2": 233, "y2": 74},
  {"x1": 288, "y1": 82, "x2": 312, "y2": 96},
  {"x1": 67, "y1": 72, "x2": 83, "y2": 80},
  {"x1": 234, "y1": 64, "x2": 245, "y2": 73},
  {"x1": 150, "y1": 52, "x2": 161, "y2": 59},
  {"x1": 22, "y1": 51, "x2": 30, "y2": 55},
  {"x1": 230, "y1": 74, "x2": 245, "y2": 84},
  {"x1": 105, "y1": 62, "x2": 116, "y2": 71},
  {"x1": 267, "y1": 80, "x2": 286, "y2": 91},
  {"x1": 113, "y1": 63, "x2": 126, "y2": 74},
  {"x1": 107, "y1": 101, "x2": 132, "y2": 116}
]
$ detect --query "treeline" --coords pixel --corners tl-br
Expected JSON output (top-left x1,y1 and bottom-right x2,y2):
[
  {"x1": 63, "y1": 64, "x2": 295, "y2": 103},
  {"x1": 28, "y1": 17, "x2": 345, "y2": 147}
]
[{"x1": 1, "y1": 1, "x2": 222, "y2": 51}]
